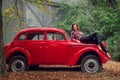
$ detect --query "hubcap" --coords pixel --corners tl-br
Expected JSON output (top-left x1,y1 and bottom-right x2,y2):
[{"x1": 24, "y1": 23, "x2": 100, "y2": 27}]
[
  {"x1": 84, "y1": 59, "x2": 99, "y2": 73},
  {"x1": 11, "y1": 60, "x2": 25, "y2": 72},
  {"x1": 88, "y1": 62, "x2": 95, "y2": 69}
]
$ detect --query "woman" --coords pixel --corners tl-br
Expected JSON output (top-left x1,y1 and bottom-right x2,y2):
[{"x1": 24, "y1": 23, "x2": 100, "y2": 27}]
[{"x1": 71, "y1": 22, "x2": 112, "y2": 59}]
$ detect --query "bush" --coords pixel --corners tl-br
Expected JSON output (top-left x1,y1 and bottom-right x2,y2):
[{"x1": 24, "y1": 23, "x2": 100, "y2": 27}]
[
  {"x1": 106, "y1": 32, "x2": 120, "y2": 61},
  {"x1": 57, "y1": 1, "x2": 120, "y2": 61}
]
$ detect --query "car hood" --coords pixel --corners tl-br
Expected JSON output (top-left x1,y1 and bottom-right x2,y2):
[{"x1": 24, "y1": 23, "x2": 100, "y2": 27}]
[{"x1": 69, "y1": 40, "x2": 97, "y2": 47}]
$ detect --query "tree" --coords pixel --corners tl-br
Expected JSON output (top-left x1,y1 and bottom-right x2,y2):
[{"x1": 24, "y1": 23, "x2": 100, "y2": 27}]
[
  {"x1": 0, "y1": 0, "x2": 7, "y2": 77},
  {"x1": 57, "y1": 0, "x2": 120, "y2": 60},
  {"x1": 0, "y1": 0, "x2": 51, "y2": 77},
  {"x1": 3, "y1": 0, "x2": 52, "y2": 31}
]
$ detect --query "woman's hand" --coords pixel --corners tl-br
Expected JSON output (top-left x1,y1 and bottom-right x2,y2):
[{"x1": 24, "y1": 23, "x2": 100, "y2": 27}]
[
  {"x1": 76, "y1": 40, "x2": 80, "y2": 43},
  {"x1": 73, "y1": 39, "x2": 80, "y2": 43}
]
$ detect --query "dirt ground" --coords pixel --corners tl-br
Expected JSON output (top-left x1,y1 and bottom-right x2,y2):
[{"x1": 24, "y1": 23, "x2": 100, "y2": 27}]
[{"x1": 0, "y1": 60, "x2": 120, "y2": 80}]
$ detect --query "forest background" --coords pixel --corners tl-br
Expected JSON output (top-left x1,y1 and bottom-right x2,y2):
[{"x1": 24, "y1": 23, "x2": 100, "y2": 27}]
[{"x1": 2, "y1": 0, "x2": 120, "y2": 61}]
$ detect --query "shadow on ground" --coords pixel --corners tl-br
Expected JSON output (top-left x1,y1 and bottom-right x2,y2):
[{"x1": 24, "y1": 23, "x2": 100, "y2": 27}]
[{"x1": 29, "y1": 66, "x2": 82, "y2": 72}]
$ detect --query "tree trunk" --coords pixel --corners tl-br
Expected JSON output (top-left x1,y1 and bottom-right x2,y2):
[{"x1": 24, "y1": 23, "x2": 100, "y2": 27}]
[{"x1": 0, "y1": 0, "x2": 7, "y2": 77}]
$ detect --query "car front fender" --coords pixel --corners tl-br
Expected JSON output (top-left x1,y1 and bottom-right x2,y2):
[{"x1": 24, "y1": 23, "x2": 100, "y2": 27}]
[
  {"x1": 68, "y1": 47, "x2": 107, "y2": 66},
  {"x1": 6, "y1": 47, "x2": 32, "y2": 65}
]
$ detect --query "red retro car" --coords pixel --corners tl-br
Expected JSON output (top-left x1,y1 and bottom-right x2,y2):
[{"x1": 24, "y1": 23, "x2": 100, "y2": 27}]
[{"x1": 4, "y1": 28, "x2": 109, "y2": 73}]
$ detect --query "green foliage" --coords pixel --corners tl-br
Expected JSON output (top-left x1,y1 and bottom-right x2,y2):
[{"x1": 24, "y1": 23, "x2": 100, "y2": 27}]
[
  {"x1": 57, "y1": 0, "x2": 120, "y2": 61},
  {"x1": 57, "y1": 3, "x2": 95, "y2": 35},
  {"x1": 107, "y1": 32, "x2": 120, "y2": 61},
  {"x1": 3, "y1": 0, "x2": 25, "y2": 32},
  {"x1": 3, "y1": 0, "x2": 50, "y2": 32}
]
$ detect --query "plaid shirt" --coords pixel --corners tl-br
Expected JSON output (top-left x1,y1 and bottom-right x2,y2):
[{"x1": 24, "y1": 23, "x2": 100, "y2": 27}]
[{"x1": 71, "y1": 30, "x2": 84, "y2": 40}]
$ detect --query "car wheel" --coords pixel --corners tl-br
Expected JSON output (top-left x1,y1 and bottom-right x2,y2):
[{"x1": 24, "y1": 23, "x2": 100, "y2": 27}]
[
  {"x1": 81, "y1": 55, "x2": 102, "y2": 73},
  {"x1": 8, "y1": 55, "x2": 28, "y2": 72}
]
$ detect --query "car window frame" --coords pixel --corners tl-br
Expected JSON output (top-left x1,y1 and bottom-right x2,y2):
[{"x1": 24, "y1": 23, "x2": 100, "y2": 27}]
[
  {"x1": 17, "y1": 32, "x2": 27, "y2": 40},
  {"x1": 26, "y1": 31, "x2": 45, "y2": 41},
  {"x1": 46, "y1": 31, "x2": 66, "y2": 41}
]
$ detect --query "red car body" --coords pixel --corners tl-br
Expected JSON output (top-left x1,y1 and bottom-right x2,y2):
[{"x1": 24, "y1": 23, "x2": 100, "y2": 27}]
[{"x1": 4, "y1": 28, "x2": 109, "y2": 73}]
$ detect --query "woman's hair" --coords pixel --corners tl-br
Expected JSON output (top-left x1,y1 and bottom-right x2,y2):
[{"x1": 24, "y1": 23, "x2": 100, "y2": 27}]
[{"x1": 71, "y1": 22, "x2": 79, "y2": 30}]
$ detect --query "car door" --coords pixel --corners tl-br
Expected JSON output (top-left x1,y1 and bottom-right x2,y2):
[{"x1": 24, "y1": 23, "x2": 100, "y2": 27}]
[
  {"x1": 24, "y1": 31, "x2": 45, "y2": 64},
  {"x1": 44, "y1": 32, "x2": 69, "y2": 65}
]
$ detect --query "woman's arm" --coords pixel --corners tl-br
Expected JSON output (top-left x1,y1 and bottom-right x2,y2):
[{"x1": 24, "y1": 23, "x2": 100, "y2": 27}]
[
  {"x1": 71, "y1": 31, "x2": 82, "y2": 43},
  {"x1": 73, "y1": 38, "x2": 80, "y2": 43}
]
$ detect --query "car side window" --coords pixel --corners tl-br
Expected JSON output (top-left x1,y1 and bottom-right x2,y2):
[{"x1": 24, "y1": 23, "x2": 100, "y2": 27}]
[
  {"x1": 18, "y1": 33, "x2": 26, "y2": 40},
  {"x1": 56, "y1": 33, "x2": 65, "y2": 40},
  {"x1": 47, "y1": 32, "x2": 55, "y2": 40},
  {"x1": 46, "y1": 32, "x2": 65, "y2": 40},
  {"x1": 28, "y1": 32, "x2": 44, "y2": 40}
]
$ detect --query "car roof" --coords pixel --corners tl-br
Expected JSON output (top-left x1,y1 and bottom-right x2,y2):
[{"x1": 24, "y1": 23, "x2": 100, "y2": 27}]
[
  {"x1": 19, "y1": 27, "x2": 65, "y2": 33},
  {"x1": 13, "y1": 27, "x2": 67, "y2": 40}
]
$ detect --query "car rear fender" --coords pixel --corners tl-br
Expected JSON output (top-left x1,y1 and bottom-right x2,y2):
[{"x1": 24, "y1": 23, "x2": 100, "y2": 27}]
[
  {"x1": 68, "y1": 47, "x2": 107, "y2": 66},
  {"x1": 6, "y1": 47, "x2": 32, "y2": 65}
]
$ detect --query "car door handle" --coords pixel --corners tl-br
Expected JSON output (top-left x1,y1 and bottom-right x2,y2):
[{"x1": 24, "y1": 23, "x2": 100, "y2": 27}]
[
  {"x1": 68, "y1": 45, "x2": 72, "y2": 48},
  {"x1": 43, "y1": 44, "x2": 48, "y2": 48}
]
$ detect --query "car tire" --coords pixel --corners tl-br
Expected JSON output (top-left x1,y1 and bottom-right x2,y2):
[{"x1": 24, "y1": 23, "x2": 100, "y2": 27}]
[
  {"x1": 8, "y1": 55, "x2": 28, "y2": 72},
  {"x1": 81, "y1": 55, "x2": 102, "y2": 73}
]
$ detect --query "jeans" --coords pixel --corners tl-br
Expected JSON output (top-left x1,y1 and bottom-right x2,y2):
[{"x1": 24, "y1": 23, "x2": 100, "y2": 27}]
[{"x1": 80, "y1": 32, "x2": 107, "y2": 53}]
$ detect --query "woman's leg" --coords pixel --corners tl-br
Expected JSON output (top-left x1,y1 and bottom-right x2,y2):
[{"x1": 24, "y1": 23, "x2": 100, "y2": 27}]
[
  {"x1": 80, "y1": 32, "x2": 107, "y2": 52},
  {"x1": 99, "y1": 41, "x2": 107, "y2": 53},
  {"x1": 80, "y1": 32, "x2": 111, "y2": 59},
  {"x1": 80, "y1": 32, "x2": 100, "y2": 44},
  {"x1": 99, "y1": 42, "x2": 112, "y2": 59}
]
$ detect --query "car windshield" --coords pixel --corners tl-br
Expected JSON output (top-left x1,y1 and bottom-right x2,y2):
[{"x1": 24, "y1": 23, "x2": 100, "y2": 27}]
[{"x1": 64, "y1": 31, "x2": 71, "y2": 40}]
